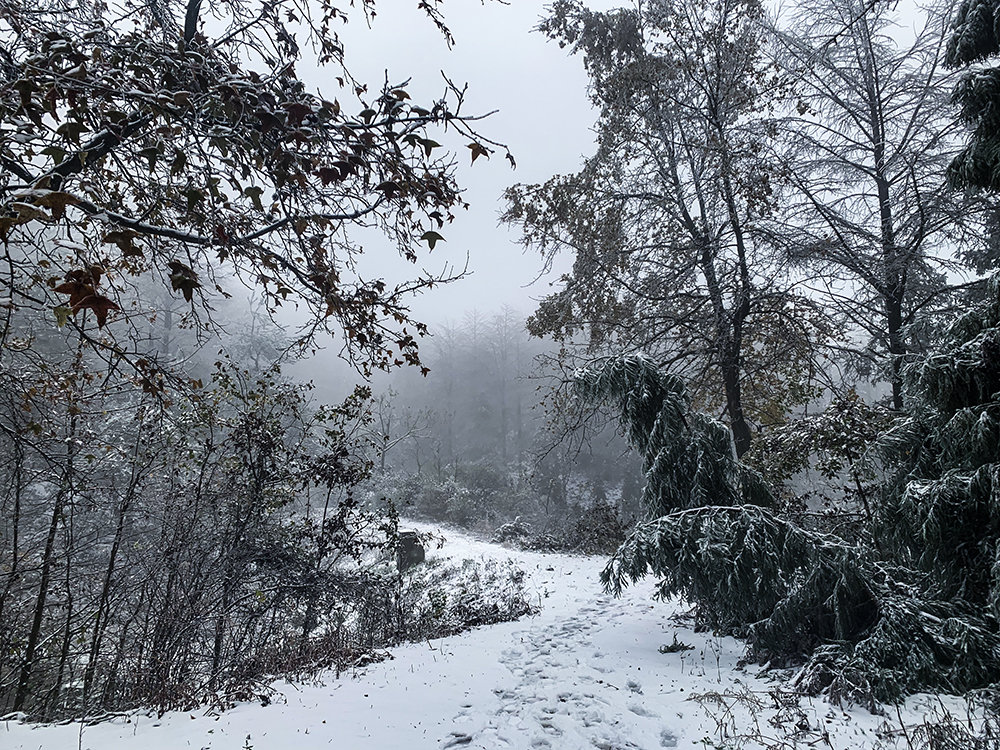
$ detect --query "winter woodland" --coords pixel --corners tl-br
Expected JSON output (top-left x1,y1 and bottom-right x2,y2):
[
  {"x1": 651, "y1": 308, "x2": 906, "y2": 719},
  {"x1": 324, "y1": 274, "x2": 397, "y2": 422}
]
[{"x1": 2, "y1": 0, "x2": 1000, "y2": 748}]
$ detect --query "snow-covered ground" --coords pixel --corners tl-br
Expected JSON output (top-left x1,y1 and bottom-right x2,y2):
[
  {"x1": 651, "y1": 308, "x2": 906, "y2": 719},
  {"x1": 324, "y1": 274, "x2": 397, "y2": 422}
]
[{"x1": 3, "y1": 524, "x2": 971, "y2": 750}]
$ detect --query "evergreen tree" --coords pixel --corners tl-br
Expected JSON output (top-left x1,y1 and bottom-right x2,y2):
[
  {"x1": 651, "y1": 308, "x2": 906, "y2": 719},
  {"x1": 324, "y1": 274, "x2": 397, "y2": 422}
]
[
  {"x1": 877, "y1": 274, "x2": 1000, "y2": 613},
  {"x1": 588, "y1": 329, "x2": 1000, "y2": 700},
  {"x1": 574, "y1": 356, "x2": 773, "y2": 517},
  {"x1": 947, "y1": 0, "x2": 1000, "y2": 190}
]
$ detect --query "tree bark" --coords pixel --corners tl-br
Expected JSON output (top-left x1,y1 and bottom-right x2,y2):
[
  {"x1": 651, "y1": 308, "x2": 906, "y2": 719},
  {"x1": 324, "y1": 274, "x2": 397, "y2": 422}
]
[{"x1": 13, "y1": 484, "x2": 67, "y2": 712}]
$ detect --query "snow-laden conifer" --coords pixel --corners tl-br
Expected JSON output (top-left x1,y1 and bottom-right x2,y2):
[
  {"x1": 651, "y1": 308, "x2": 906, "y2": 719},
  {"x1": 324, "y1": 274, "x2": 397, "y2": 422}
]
[
  {"x1": 878, "y1": 275, "x2": 1000, "y2": 614},
  {"x1": 581, "y1": 336, "x2": 1000, "y2": 701},
  {"x1": 946, "y1": 0, "x2": 1000, "y2": 190},
  {"x1": 573, "y1": 356, "x2": 773, "y2": 517}
]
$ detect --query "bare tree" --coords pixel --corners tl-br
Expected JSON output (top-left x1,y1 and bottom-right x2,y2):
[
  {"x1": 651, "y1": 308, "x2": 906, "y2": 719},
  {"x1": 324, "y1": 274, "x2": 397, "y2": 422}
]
[
  {"x1": 504, "y1": 0, "x2": 830, "y2": 456},
  {"x1": 773, "y1": 0, "x2": 981, "y2": 408}
]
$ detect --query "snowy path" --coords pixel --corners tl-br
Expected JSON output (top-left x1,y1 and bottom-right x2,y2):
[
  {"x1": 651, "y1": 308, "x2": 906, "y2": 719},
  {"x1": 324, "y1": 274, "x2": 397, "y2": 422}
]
[{"x1": 3, "y1": 525, "x2": 968, "y2": 750}]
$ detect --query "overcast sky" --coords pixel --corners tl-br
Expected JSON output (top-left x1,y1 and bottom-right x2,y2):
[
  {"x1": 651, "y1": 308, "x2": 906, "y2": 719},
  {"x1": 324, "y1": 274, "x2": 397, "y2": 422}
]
[
  {"x1": 300, "y1": 1, "x2": 615, "y2": 328},
  {"x1": 313, "y1": 0, "x2": 933, "y2": 334}
]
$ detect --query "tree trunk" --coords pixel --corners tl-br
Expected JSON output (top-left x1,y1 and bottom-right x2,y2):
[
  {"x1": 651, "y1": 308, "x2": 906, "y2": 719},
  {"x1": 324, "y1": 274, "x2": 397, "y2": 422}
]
[
  {"x1": 885, "y1": 288, "x2": 905, "y2": 411},
  {"x1": 13, "y1": 485, "x2": 66, "y2": 712},
  {"x1": 45, "y1": 560, "x2": 75, "y2": 719},
  {"x1": 721, "y1": 349, "x2": 752, "y2": 458},
  {"x1": 83, "y1": 485, "x2": 133, "y2": 711},
  {"x1": 0, "y1": 429, "x2": 24, "y2": 644},
  {"x1": 700, "y1": 237, "x2": 753, "y2": 458}
]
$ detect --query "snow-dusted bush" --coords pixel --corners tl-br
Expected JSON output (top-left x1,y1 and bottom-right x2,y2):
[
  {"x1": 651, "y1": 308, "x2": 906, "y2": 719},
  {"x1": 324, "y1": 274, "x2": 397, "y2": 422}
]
[
  {"x1": 383, "y1": 557, "x2": 535, "y2": 641},
  {"x1": 492, "y1": 518, "x2": 534, "y2": 544},
  {"x1": 233, "y1": 555, "x2": 534, "y2": 691},
  {"x1": 490, "y1": 501, "x2": 629, "y2": 555}
]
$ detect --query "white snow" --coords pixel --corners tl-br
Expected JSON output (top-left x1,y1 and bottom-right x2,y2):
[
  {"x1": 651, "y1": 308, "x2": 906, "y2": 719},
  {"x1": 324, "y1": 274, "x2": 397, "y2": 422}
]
[{"x1": 2, "y1": 524, "x2": 973, "y2": 750}]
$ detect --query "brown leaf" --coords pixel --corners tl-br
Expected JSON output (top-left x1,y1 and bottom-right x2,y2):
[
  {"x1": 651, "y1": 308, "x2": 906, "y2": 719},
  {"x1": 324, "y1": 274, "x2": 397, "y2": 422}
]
[
  {"x1": 283, "y1": 101, "x2": 312, "y2": 126},
  {"x1": 103, "y1": 229, "x2": 143, "y2": 257},
  {"x1": 167, "y1": 260, "x2": 200, "y2": 303},
  {"x1": 375, "y1": 180, "x2": 400, "y2": 197},
  {"x1": 258, "y1": 110, "x2": 282, "y2": 134},
  {"x1": 467, "y1": 142, "x2": 490, "y2": 164},
  {"x1": 73, "y1": 293, "x2": 119, "y2": 327},
  {"x1": 318, "y1": 166, "x2": 344, "y2": 185},
  {"x1": 54, "y1": 280, "x2": 95, "y2": 307},
  {"x1": 0, "y1": 216, "x2": 27, "y2": 241},
  {"x1": 11, "y1": 202, "x2": 49, "y2": 221},
  {"x1": 33, "y1": 191, "x2": 80, "y2": 220}
]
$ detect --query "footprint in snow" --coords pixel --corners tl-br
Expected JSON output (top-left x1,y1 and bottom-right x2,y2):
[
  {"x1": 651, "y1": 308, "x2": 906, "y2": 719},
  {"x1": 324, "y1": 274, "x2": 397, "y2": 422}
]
[
  {"x1": 441, "y1": 732, "x2": 473, "y2": 748},
  {"x1": 591, "y1": 739, "x2": 629, "y2": 750},
  {"x1": 659, "y1": 729, "x2": 679, "y2": 747},
  {"x1": 628, "y1": 702, "x2": 659, "y2": 718},
  {"x1": 538, "y1": 718, "x2": 563, "y2": 736}
]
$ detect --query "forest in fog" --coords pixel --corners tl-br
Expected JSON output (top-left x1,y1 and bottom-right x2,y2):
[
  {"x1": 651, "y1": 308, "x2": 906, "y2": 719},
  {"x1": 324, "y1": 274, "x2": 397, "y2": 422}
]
[
  {"x1": 2, "y1": 0, "x2": 1000, "y2": 740},
  {"x1": 359, "y1": 309, "x2": 643, "y2": 537}
]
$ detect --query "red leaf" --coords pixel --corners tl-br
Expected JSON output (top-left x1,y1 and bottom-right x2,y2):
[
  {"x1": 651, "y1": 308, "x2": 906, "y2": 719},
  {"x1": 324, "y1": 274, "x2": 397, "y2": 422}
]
[
  {"x1": 54, "y1": 280, "x2": 94, "y2": 307},
  {"x1": 73, "y1": 293, "x2": 119, "y2": 328}
]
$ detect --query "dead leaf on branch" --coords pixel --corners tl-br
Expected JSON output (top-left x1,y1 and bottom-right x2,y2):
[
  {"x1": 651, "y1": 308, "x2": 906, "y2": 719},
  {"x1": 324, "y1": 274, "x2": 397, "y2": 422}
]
[
  {"x1": 467, "y1": 142, "x2": 490, "y2": 164},
  {"x1": 53, "y1": 280, "x2": 94, "y2": 307},
  {"x1": 103, "y1": 229, "x2": 143, "y2": 257},
  {"x1": 167, "y1": 259, "x2": 200, "y2": 302},
  {"x1": 11, "y1": 202, "x2": 50, "y2": 221},
  {"x1": 317, "y1": 167, "x2": 345, "y2": 185},
  {"x1": 53, "y1": 265, "x2": 105, "y2": 308},
  {"x1": 53, "y1": 305, "x2": 72, "y2": 327},
  {"x1": 375, "y1": 180, "x2": 401, "y2": 197},
  {"x1": 419, "y1": 230, "x2": 445, "y2": 250},
  {"x1": 73, "y1": 293, "x2": 119, "y2": 327},
  {"x1": 29, "y1": 190, "x2": 80, "y2": 220},
  {"x1": 283, "y1": 101, "x2": 313, "y2": 126},
  {"x1": 68, "y1": 265, "x2": 104, "y2": 287}
]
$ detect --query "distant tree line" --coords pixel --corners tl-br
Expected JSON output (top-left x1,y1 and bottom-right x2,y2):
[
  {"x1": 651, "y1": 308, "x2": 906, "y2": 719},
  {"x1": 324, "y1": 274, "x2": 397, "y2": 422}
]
[{"x1": 360, "y1": 308, "x2": 645, "y2": 539}]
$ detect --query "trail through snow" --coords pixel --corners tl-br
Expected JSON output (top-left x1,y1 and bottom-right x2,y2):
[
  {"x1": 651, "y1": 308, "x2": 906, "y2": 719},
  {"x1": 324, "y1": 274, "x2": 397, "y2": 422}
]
[{"x1": 4, "y1": 524, "x2": 969, "y2": 750}]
